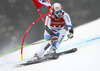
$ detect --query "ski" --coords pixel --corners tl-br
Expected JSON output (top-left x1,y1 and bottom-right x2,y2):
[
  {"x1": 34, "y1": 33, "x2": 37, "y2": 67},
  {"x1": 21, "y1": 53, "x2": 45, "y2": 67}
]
[{"x1": 18, "y1": 48, "x2": 77, "y2": 66}]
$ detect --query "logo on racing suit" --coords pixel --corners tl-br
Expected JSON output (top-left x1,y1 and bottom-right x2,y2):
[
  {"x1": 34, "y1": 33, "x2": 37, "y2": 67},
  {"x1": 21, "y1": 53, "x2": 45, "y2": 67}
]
[{"x1": 50, "y1": 18, "x2": 65, "y2": 28}]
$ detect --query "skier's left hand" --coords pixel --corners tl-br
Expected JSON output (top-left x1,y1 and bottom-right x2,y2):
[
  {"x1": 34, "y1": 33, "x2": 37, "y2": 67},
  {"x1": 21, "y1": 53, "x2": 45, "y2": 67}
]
[
  {"x1": 67, "y1": 29, "x2": 73, "y2": 39},
  {"x1": 67, "y1": 33, "x2": 73, "y2": 39},
  {"x1": 52, "y1": 36, "x2": 58, "y2": 42}
]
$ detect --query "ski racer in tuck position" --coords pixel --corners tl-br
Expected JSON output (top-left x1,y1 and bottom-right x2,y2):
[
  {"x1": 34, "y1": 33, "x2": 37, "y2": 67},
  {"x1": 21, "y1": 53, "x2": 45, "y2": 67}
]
[{"x1": 30, "y1": 3, "x2": 74, "y2": 61}]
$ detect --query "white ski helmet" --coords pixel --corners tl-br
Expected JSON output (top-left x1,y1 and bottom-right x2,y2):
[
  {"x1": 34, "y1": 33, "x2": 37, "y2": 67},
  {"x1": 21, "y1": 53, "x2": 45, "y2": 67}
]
[{"x1": 51, "y1": 3, "x2": 63, "y2": 15}]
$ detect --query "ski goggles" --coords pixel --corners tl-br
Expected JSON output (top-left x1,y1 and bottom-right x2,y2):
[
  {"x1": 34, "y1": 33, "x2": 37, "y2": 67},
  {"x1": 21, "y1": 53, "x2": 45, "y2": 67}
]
[{"x1": 55, "y1": 9, "x2": 63, "y2": 15}]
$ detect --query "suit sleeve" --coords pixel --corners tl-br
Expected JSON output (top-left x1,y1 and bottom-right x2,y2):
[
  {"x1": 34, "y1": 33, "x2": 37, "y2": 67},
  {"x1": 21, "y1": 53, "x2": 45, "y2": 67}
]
[
  {"x1": 45, "y1": 15, "x2": 56, "y2": 36},
  {"x1": 45, "y1": 15, "x2": 51, "y2": 29},
  {"x1": 64, "y1": 12, "x2": 73, "y2": 30}
]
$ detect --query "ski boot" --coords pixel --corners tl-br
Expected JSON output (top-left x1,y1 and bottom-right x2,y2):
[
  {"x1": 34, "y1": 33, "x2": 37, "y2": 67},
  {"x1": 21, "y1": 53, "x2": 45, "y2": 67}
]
[
  {"x1": 27, "y1": 54, "x2": 40, "y2": 62},
  {"x1": 47, "y1": 47, "x2": 59, "y2": 59}
]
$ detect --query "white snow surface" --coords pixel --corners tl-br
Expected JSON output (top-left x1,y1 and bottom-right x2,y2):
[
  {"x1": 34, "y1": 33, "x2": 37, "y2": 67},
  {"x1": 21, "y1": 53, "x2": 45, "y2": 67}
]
[{"x1": 0, "y1": 18, "x2": 100, "y2": 71}]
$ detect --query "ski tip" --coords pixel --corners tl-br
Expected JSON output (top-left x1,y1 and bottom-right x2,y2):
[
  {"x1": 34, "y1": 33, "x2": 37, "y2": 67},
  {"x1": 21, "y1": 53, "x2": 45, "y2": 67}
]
[
  {"x1": 73, "y1": 48, "x2": 78, "y2": 52},
  {"x1": 54, "y1": 55, "x2": 59, "y2": 59}
]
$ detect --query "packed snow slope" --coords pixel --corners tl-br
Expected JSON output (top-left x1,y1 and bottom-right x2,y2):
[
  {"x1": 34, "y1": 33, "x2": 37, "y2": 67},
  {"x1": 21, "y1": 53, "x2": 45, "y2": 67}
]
[{"x1": 0, "y1": 18, "x2": 100, "y2": 71}]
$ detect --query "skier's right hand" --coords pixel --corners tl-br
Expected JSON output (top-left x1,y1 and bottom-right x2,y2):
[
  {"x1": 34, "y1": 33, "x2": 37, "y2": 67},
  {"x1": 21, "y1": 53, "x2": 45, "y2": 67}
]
[{"x1": 52, "y1": 36, "x2": 58, "y2": 42}]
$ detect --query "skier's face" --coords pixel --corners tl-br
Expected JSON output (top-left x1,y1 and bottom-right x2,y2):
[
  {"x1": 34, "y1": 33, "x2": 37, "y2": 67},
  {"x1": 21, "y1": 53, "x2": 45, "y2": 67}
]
[
  {"x1": 55, "y1": 9, "x2": 63, "y2": 18},
  {"x1": 56, "y1": 13, "x2": 62, "y2": 18}
]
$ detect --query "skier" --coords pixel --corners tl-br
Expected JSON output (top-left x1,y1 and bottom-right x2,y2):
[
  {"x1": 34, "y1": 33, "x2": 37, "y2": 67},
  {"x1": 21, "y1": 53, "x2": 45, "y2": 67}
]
[{"x1": 30, "y1": 3, "x2": 73, "y2": 61}]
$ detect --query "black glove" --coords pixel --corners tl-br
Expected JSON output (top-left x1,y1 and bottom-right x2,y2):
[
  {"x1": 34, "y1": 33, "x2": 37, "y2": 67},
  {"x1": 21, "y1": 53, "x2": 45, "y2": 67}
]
[{"x1": 67, "y1": 29, "x2": 73, "y2": 39}]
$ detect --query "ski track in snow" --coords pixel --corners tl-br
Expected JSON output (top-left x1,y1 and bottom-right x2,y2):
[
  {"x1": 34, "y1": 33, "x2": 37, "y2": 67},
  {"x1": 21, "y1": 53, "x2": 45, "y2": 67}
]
[
  {"x1": 0, "y1": 34, "x2": 100, "y2": 67},
  {"x1": 0, "y1": 18, "x2": 100, "y2": 71}
]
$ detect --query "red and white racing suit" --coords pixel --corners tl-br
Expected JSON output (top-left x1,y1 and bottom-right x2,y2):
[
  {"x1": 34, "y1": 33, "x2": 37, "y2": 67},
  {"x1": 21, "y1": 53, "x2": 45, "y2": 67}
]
[{"x1": 36, "y1": 11, "x2": 73, "y2": 57}]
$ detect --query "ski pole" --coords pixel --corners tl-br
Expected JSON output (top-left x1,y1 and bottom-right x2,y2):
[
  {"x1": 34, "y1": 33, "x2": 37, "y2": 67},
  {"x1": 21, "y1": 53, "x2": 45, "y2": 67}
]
[
  {"x1": 0, "y1": 39, "x2": 69, "y2": 56},
  {"x1": 30, "y1": 38, "x2": 69, "y2": 45}
]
